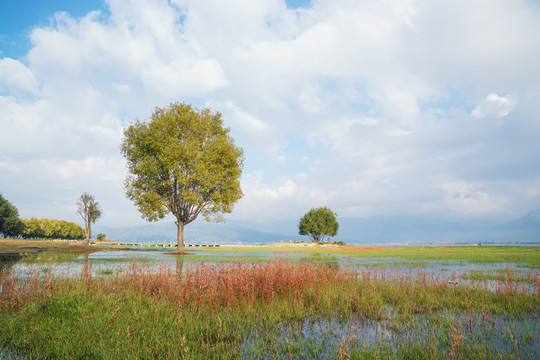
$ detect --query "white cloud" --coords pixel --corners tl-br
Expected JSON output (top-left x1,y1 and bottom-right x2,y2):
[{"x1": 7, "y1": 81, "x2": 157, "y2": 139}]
[
  {"x1": 1, "y1": 0, "x2": 540, "y2": 227},
  {"x1": 234, "y1": 169, "x2": 345, "y2": 221},
  {"x1": 431, "y1": 181, "x2": 506, "y2": 214},
  {"x1": 53, "y1": 156, "x2": 124, "y2": 181},
  {"x1": 471, "y1": 93, "x2": 517, "y2": 118},
  {"x1": 297, "y1": 81, "x2": 326, "y2": 113},
  {"x1": 213, "y1": 101, "x2": 282, "y2": 155},
  {"x1": 141, "y1": 58, "x2": 228, "y2": 97},
  {"x1": 0, "y1": 58, "x2": 39, "y2": 95},
  {"x1": 233, "y1": 171, "x2": 299, "y2": 220}
]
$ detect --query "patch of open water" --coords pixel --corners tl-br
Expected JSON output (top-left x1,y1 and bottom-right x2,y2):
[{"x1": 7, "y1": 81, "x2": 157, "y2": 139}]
[{"x1": 241, "y1": 312, "x2": 540, "y2": 359}]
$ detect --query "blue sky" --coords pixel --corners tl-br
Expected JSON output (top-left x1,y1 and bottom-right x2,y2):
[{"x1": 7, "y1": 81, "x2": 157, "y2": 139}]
[
  {"x1": 1, "y1": 1, "x2": 104, "y2": 59},
  {"x1": 1, "y1": 0, "x2": 540, "y2": 228},
  {"x1": 0, "y1": 0, "x2": 310, "y2": 59}
]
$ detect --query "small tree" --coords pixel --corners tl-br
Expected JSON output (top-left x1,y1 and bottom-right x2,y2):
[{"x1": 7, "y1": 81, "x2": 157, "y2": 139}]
[
  {"x1": 96, "y1": 233, "x2": 106, "y2": 241},
  {"x1": 77, "y1": 193, "x2": 102, "y2": 245},
  {"x1": 121, "y1": 103, "x2": 244, "y2": 254},
  {"x1": 298, "y1": 207, "x2": 339, "y2": 243}
]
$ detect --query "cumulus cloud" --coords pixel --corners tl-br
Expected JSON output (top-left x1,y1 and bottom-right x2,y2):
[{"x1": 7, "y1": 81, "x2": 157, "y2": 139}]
[
  {"x1": 141, "y1": 58, "x2": 228, "y2": 97},
  {"x1": 0, "y1": 58, "x2": 39, "y2": 95},
  {"x1": 432, "y1": 181, "x2": 506, "y2": 214},
  {"x1": 210, "y1": 101, "x2": 283, "y2": 156},
  {"x1": 471, "y1": 93, "x2": 517, "y2": 118},
  {"x1": 233, "y1": 170, "x2": 333, "y2": 221},
  {"x1": 1, "y1": 0, "x2": 540, "y2": 226}
]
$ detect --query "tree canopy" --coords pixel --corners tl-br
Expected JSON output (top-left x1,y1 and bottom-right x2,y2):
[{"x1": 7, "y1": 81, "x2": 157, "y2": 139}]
[
  {"x1": 0, "y1": 194, "x2": 24, "y2": 238},
  {"x1": 120, "y1": 102, "x2": 244, "y2": 253},
  {"x1": 0, "y1": 194, "x2": 85, "y2": 240},
  {"x1": 298, "y1": 207, "x2": 339, "y2": 243},
  {"x1": 21, "y1": 218, "x2": 85, "y2": 240},
  {"x1": 77, "y1": 193, "x2": 102, "y2": 245}
]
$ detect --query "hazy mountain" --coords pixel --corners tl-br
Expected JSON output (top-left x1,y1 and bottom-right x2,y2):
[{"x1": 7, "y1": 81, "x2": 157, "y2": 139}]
[
  {"x1": 492, "y1": 210, "x2": 540, "y2": 243},
  {"x1": 499, "y1": 210, "x2": 540, "y2": 231},
  {"x1": 93, "y1": 211, "x2": 540, "y2": 246},
  {"x1": 336, "y1": 216, "x2": 469, "y2": 245},
  {"x1": 94, "y1": 220, "x2": 303, "y2": 245}
]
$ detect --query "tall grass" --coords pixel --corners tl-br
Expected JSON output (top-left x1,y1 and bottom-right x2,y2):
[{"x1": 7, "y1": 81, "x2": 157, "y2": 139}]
[{"x1": 0, "y1": 260, "x2": 538, "y2": 359}]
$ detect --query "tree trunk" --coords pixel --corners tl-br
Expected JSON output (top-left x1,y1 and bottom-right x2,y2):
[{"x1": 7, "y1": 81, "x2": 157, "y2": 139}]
[
  {"x1": 85, "y1": 215, "x2": 91, "y2": 245},
  {"x1": 176, "y1": 221, "x2": 185, "y2": 253}
]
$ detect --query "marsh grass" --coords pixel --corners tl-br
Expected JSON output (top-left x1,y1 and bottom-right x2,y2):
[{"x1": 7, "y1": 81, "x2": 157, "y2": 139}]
[
  {"x1": 99, "y1": 268, "x2": 114, "y2": 275},
  {"x1": 461, "y1": 267, "x2": 537, "y2": 284},
  {"x1": 19, "y1": 252, "x2": 81, "y2": 264},
  {"x1": 0, "y1": 238, "x2": 117, "y2": 256},
  {"x1": 0, "y1": 258, "x2": 538, "y2": 359}
]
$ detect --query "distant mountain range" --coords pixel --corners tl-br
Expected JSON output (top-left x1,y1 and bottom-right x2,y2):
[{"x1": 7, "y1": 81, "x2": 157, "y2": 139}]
[
  {"x1": 93, "y1": 211, "x2": 540, "y2": 246},
  {"x1": 93, "y1": 220, "x2": 303, "y2": 245}
]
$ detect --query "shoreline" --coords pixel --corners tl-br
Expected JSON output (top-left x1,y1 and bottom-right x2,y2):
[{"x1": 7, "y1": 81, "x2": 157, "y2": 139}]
[{"x1": 0, "y1": 238, "x2": 128, "y2": 255}]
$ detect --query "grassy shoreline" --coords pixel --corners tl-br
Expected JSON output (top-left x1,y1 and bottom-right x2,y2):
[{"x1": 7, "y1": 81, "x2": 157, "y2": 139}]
[{"x1": 0, "y1": 238, "x2": 125, "y2": 255}]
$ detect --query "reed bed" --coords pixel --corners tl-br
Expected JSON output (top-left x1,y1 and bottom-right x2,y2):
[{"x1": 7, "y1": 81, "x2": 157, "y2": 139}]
[{"x1": 0, "y1": 260, "x2": 538, "y2": 359}]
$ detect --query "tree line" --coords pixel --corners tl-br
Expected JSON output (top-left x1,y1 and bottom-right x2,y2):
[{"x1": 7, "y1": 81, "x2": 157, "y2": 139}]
[
  {"x1": 20, "y1": 218, "x2": 85, "y2": 240},
  {"x1": 0, "y1": 193, "x2": 84, "y2": 240}
]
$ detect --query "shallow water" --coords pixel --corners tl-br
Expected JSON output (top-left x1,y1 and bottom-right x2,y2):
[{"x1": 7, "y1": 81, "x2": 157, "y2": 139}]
[
  {"x1": 241, "y1": 312, "x2": 540, "y2": 359},
  {"x1": 0, "y1": 247, "x2": 536, "y2": 282},
  {"x1": 0, "y1": 347, "x2": 28, "y2": 360}
]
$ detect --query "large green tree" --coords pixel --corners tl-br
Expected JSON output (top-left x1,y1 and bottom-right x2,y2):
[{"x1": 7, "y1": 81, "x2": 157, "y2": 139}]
[
  {"x1": 0, "y1": 194, "x2": 24, "y2": 238},
  {"x1": 77, "y1": 193, "x2": 103, "y2": 245},
  {"x1": 298, "y1": 207, "x2": 339, "y2": 243},
  {"x1": 121, "y1": 103, "x2": 244, "y2": 254}
]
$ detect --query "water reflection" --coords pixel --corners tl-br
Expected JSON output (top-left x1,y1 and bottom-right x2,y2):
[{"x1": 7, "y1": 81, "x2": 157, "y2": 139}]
[
  {"x1": 0, "y1": 248, "x2": 537, "y2": 295},
  {"x1": 176, "y1": 255, "x2": 184, "y2": 279},
  {"x1": 0, "y1": 253, "x2": 22, "y2": 272},
  {"x1": 82, "y1": 254, "x2": 91, "y2": 279}
]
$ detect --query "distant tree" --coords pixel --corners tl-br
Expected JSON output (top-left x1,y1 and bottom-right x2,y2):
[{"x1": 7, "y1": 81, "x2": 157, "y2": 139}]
[
  {"x1": 5, "y1": 219, "x2": 25, "y2": 238},
  {"x1": 77, "y1": 193, "x2": 103, "y2": 245},
  {"x1": 121, "y1": 103, "x2": 244, "y2": 254},
  {"x1": 22, "y1": 218, "x2": 42, "y2": 239},
  {"x1": 40, "y1": 218, "x2": 53, "y2": 238},
  {"x1": 21, "y1": 218, "x2": 84, "y2": 240},
  {"x1": 96, "y1": 233, "x2": 106, "y2": 241},
  {"x1": 298, "y1": 207, "x2": 339, "y2": 243},
  {"x1": 58, "y1": 221, "x2": 71, "y2": 239},
  {"x1": 67, "y1": 221, "x2": 85, "y2": 240},
  {"x1": 0, "y1": 194, "x2": 24, "y2": 238}
]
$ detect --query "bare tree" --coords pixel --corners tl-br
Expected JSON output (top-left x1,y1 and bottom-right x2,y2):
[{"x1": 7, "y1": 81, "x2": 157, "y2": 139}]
[{"x1": 77, "y1": 193, "x2": 102, "y2": 245}]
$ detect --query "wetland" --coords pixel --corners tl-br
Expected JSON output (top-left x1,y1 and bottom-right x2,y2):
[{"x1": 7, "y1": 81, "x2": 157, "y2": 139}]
[{"x1": 0, "y1": 239, "x2": 538, "y2": 359}]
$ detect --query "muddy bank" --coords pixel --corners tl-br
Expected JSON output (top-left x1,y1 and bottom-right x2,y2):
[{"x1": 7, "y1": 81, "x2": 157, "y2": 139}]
[{"x1": 0, "y1": 239, "x2": 119, "y2": 255}]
